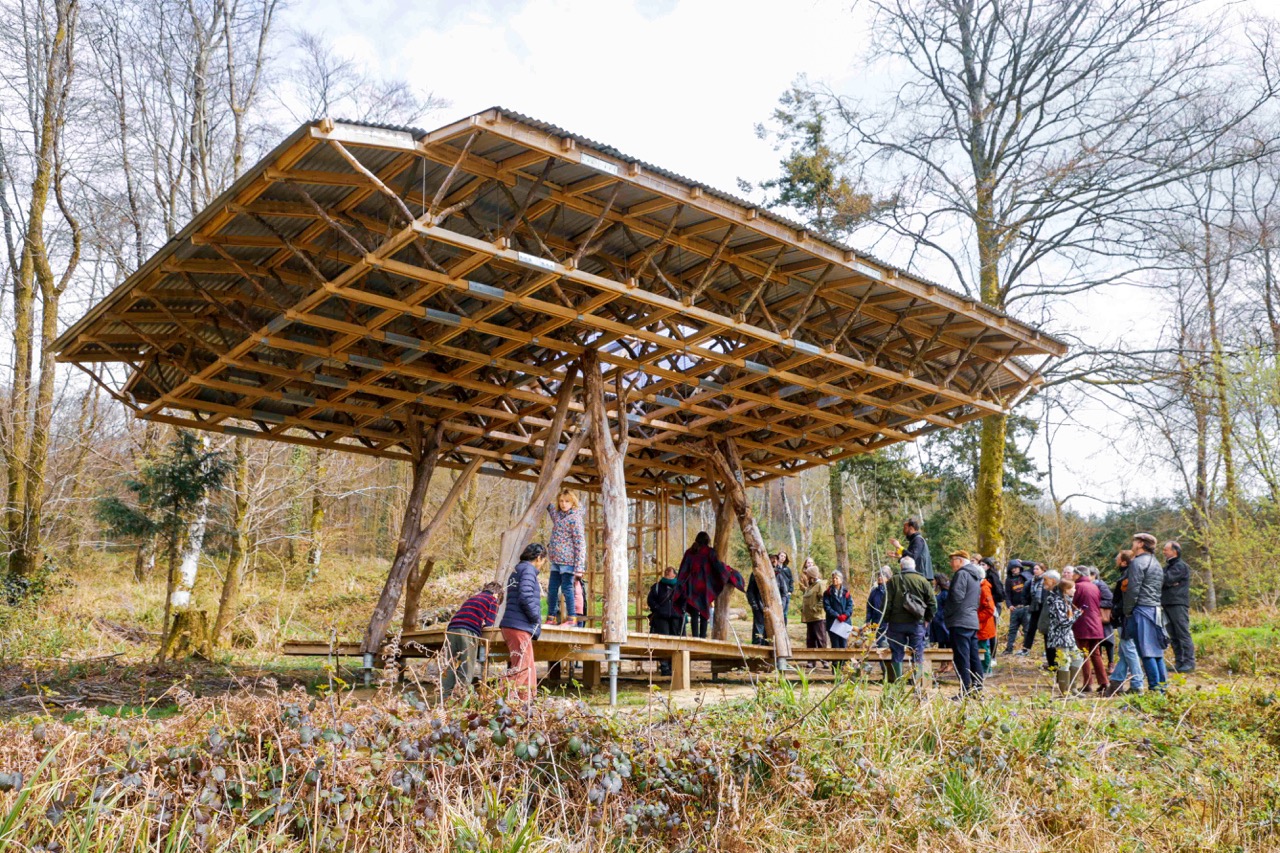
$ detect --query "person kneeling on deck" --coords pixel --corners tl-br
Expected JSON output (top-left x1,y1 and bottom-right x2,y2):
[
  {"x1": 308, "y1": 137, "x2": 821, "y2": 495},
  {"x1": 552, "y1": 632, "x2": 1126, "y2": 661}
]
[
  {"x1": 501, "y1": 543, "x2": 547, "y2": 704},
  {"x1": 648, "y1": 566, "x2": 682, "y2": 676},
  {"x1": 801, "y1": 564, "x2": 829, "y2": 655},
  {"x1": 884, "y1": 556, "x2": 936, "y2": 685},
  {"x1": 441, "y1": 582, "x2": 503, "y2": 700}
]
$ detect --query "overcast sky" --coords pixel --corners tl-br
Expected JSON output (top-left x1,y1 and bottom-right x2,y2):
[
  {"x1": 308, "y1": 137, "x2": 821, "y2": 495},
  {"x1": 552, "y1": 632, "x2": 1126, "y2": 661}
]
[{"x1": 281, "y1": 0, "x2": 1226, "y2": 514}]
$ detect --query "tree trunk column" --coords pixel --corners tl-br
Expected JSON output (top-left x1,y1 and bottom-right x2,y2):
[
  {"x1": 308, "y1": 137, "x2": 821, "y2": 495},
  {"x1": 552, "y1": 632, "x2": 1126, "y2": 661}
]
[
  {"x1": 709, "y1": 469, "x2": 735, "y2": 641},
  {"x1": 583, "y1": 350, "x2": 629, "y2": 647},
  {"x1": 708, "y1": 437, "x2": 791, "y2": 662}
]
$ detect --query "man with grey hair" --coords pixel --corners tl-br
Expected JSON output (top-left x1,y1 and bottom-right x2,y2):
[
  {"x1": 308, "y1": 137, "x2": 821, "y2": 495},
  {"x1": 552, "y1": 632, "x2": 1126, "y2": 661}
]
[
  {"x1": 891, "y1": 516, "x2": 933, "y2": 580},
  {"x1": 1162, "y1": 540, "x2": 1194, "y2": 672}
]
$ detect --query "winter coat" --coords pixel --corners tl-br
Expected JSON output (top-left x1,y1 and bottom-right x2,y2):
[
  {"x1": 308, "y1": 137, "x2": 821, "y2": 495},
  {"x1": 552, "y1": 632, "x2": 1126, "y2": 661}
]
[
  {"x1": 776, "y1": 564, "x2": 795, "y2": 599},
  {"x1": 1163, "y1": 557, "x2": 1191, "y2": 608},
  {"x1": 1071, "y1": 577, "x2": 1104, "y2": 641},
  {"x1": 1096, "y1": 579, "x2": 1115, "y2": 634},
  {"x1": 1123, "y1": 552, "x2": 1164, "y2": 613},
  {"x1": 824, "y1": 586, "x2": 854, "y2": 628},
  {"x1": 977, "y1": 580, "x2": 997, "y2": 641},
  {"x1": 1029, "y1": 575, "x2": 1045, "y2": 607},
  {"x1": 1044, "y1": 588, "x2": 1078, "y2": 650},
  {"x1": 647, "y1": 577, "x2": 680, "y2": 620},
  {"x1": 1005, "y1": 570, "x2": 1033, "y2": 607},
  {"x1": 746, "y1": 573, "x2": 764, "y2": 612},
  {"x1": 801, "y1": 581, "x2": 827, "y2": 623},
  {"x1": 1111, "y1": 575, "x2": 1128, "y2": 627},
  {"x1": 943, "y1": 562, "x2": 984, "y2": 631},
  {"x1": 865, "y1": 584, "x2": 886, "y2": 625},
  {"x1": 500, "y1": 559, "x2": 543, "y2": 635},
  {"x1": 673, "y1": 545, "x2": 741, "y2": 619},
  {"x1": 985, "y1": 569, "x2": 1006, "y2": 609},
  {"x1": 930, "y1": 589, "x2": 951, "y2": 644},
  {"x1": 885, "y1": 566, "x2": 937, "y2": 625},
  {"x1": 903, "y1": 531, "x2": 934, "y2": 580},
  {"x1": 545, "y1": 505, "x2": 586, "y2": 572}
]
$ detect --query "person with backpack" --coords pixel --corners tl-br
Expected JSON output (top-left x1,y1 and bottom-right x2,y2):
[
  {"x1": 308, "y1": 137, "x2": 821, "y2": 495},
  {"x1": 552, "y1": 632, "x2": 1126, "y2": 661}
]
[
  {"x1": 441, "y1": 582, "x2": 503, "y2": 699},
  {"x1": 883, "y1": 555, "x2": 936, "y2": 684},
  {"x1": 647, "y1": 566, "x2": 681, "y2": 675}
]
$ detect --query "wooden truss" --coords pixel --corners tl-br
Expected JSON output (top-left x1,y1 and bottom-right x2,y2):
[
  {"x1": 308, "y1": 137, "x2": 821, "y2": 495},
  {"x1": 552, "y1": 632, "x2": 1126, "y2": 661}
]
[{"x1": 56, "y1": 109, "x2": 1066, "y2": 503}]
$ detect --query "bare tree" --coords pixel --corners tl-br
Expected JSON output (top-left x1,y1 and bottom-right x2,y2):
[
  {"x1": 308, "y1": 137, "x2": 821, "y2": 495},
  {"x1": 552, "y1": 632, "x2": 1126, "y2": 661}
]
[{"x1": 813, "y1": 0, "x2": 1278, "y2": 560}]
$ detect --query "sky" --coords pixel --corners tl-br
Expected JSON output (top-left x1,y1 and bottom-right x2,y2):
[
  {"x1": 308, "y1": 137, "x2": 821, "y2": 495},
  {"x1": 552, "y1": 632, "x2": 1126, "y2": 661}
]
[{"x1": 281, "y1": 0, "x2": 1218, "y2": 515}]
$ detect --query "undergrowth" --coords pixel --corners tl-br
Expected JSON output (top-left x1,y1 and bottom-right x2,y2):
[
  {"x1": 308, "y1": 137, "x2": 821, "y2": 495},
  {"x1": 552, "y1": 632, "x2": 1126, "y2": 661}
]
[{"x1": 0, "y1": 678, "x2": 1278, "y2": 851}]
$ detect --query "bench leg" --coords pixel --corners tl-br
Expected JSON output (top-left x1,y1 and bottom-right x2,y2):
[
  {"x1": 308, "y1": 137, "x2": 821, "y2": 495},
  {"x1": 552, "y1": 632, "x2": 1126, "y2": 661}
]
[
  {"x1": 582, "y1": 660, "x2": 602, "y2": 689},
  {"x1": 671, "y1": 650, "x2": 691, "y2": 691}
]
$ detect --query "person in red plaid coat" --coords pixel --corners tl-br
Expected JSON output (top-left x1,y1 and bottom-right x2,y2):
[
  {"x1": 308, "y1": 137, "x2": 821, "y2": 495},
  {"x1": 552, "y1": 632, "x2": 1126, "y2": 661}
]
[{"x1": 673, "y1": 531, "x2": 743, "y2": 638}]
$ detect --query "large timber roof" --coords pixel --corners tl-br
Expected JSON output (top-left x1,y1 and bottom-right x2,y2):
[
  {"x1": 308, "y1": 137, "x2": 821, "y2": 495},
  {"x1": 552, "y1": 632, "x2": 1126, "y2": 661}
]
[{"x1": 56, "y1": 108, "x2": 1066, "y2": 499}]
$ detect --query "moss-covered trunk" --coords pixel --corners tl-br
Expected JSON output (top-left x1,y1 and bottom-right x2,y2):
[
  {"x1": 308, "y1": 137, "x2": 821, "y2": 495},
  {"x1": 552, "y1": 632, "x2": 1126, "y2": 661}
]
[{"x1": 973, "y1": 189, "x2": 1007, "y2": 561}]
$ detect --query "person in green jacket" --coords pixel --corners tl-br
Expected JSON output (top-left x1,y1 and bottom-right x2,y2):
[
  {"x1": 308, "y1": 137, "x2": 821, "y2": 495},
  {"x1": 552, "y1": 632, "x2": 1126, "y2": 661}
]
[{"x1": 883, "y1": 556, "x2": 937, "y2": 684}]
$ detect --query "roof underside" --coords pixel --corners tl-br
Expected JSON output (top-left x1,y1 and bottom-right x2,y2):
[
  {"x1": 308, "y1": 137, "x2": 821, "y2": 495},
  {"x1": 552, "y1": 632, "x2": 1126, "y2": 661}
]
[{"x1": 56, "y1": 109, "x2": 1066, "y2": 500}]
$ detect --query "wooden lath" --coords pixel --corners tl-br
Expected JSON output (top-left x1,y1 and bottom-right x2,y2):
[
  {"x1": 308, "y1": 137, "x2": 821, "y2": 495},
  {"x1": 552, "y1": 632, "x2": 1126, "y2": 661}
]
[{"x1": 55, "y1": 110, "x2": 1066, "y2": 501}]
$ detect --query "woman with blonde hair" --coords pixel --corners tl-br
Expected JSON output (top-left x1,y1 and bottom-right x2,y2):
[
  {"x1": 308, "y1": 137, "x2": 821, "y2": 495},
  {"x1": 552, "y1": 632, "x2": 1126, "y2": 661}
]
[
  {"x1": 546, "y1": 488, "x2": 585, "y2": 626},
  {"x1": 801, "y1": 563, "x2": 828, "y2": 650}
]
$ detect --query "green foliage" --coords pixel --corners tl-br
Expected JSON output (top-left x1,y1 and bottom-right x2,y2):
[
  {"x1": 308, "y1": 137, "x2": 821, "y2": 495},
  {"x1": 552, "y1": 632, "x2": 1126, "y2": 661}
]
[
  {"x1": 748, "y1": 82, "x2": 889, "y2": 241},
  {"x1": 921, "y1": 413, "x2": 1043, "y2": 503},
  {"x1": 95, "y1": 430, "x2": 232, "y2": 554}
]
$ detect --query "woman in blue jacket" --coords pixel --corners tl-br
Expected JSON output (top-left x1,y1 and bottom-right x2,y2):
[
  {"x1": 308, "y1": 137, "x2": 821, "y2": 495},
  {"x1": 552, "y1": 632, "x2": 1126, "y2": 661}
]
[
  {"x1": 823, "y1": 571, "x2": 855, "y2": 649},
  {"x1": 500, "y1": 543, "x2": 548, "y2": 702}
]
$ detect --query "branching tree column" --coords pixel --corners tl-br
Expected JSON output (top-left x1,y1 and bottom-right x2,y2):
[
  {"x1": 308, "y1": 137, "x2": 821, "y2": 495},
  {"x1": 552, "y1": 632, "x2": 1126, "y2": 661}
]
[
  {"x1": 708, "y1": 437, "x2": 791, "y2": 660},
  {"x1": 708, "y1": 468, "x2": 736, "y2": 641},
  {"x1": 361, "y1": 426, "x2": 480, "y2": 654},
  {"x1": 583, "y1": 350, "x2": 629, "y2": 646}
]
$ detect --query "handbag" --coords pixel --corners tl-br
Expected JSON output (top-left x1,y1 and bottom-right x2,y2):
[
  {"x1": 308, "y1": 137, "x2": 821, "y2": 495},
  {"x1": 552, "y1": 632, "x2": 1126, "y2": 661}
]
[
  {"x1": 1100, "y1": 607, "x2": 1112, "y2": 625},
  {"x1": 904, "y1": 592, "x2": 928, "y2": 620}
]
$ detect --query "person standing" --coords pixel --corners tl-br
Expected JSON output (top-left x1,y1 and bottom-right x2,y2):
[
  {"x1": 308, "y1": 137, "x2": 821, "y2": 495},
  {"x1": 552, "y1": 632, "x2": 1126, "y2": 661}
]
[
  {"x1": 1162, "y1": 541, "x2": 1195, "y2": 673},
  {"x1": 500, "y1": 543, "x2": 548, "y2": 703},
  {"x1": 1104, "y1": 550, "x2": 1147, "y2": 696},
  {"x1": 1125, "y1": 533, "x2": 1169, "y2": 693},
  {"x1": 1090, "y1": 566, "x2": 1116, "y2": 670},
  {"x1": 1020, "y1": 563, "x2": 1045, "y2": 657},
  {"x1": 930, "y1": 574, "x2": 951, "y2": 650},
  {"x1": 977, "y1": 572, "x2": 997, "y2": 676},
  {"x1": 942, "y1": 551, "x2": 984, "y2": 696},
  {"x1": 801, "y1": 564, "x2": 829, "y2": 650},
  {"x1": 1043, "y1": 571, "x2": 1082, "y2": 697},
  {"x1": 1070, "y1": 567, "x2": 1108, "y2": 692},
  {"x1": 1004, "y1": 560, "x2": 1033, "y2": 654},
  {"x1": 775, "y1": 552, "x2": 795, "y2": 624},
  {"x1": 545, "y1": 490, "x2": 586, "y2": 625},
  {"x1": 866, "y1": 566, "x2": 888, "y2": 627},
  {"x1": 673, "y1": 531, "x2": 738, "y2": 639},
  {"x1": 647, "y1": 566, "x2": 682, "y2": 675},
  {"x1": 823, "y1": 571, "x2": 854, "y2": 649},
  {"x1": 883, "y1": 555, "x2": 936, "y2": 684},
  {"x1": 746, "y1": 570, "x2": 767, "y2": 645},
  {"x1": 891, "y1": 516, "x2": 934, "y2": 580},
  {"x1": 441, "y1": 582, "x2": 503, "y2": 699}
]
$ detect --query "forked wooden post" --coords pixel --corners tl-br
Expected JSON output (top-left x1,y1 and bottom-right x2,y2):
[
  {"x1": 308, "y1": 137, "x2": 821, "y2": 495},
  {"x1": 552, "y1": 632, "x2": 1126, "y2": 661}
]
[
  {"x1": 361, "y1": 427, "x2": 481, "y2": 655},
  {"x1": 708, "y1": 437, "x2": 791, "y2": 662},
  {"x1": 582, "y1": 349, "x2": 629, "y2": 648},
  {"x1": 493, "y1": 365, "x2": 587, "y2": 589}
]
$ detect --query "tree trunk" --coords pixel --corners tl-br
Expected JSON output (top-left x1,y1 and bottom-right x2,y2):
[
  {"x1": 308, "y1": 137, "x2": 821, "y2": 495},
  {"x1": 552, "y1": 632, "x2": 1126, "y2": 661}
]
[
  {"x1": 709, "y1": 438, "x2": 791, "y2": 659},
  {"x1": 305, "y1": 451, "x2": 327, "y2": 574},
  {"x1": 160, "y1": 536, "x2": 180, "y2": 660},
  {"x1": 172, "y1": 493, "x2": 209, "y2": 608},
  {"x1": 975, "y1": 414, "x2": 1007, "y2": 560},
  {"x1": 161, "y1": 609, "x2": 213, "y2": 661},
  {"x1": 583, "y1": 350, "x2": 630, "y2": 645},
  {"x1": 401, "y1": 557, "x2": 436, "y2": 634},
  {"x1": 709, "y1": 469, "x2": 736, "y2": 641},
  {"x1": 829, "y1": 464, "x2": 849, "y2": 577},
  {"x1": 212, "y1": 437, "x2": 250, "y2": 646}
]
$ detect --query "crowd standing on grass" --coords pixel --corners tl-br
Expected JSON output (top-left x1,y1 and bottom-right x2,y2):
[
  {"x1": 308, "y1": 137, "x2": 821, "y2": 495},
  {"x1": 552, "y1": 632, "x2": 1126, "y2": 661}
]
[{"x1": 443, "y1": 503, "x2": 1191, "y2": 701}]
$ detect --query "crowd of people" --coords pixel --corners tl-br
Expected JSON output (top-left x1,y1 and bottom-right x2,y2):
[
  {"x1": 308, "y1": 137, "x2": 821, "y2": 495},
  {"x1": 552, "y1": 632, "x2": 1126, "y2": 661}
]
[{"x1": 437, "y1": 492, "x2": 1197, "y2": 703}]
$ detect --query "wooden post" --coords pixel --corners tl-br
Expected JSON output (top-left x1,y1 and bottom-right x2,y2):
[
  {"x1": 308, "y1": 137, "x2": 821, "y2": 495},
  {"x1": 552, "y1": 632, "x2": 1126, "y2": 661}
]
[
  {"x1": 671, "y1": 649, "x2": 691, "y2": 691},
  {"x1": 708, "y1": 437, "x2": 791, "y2": 661},
  {"x1": 493, "y1": 364, "x2": 587, "y2": 584},
  {"x1": 362, "y1": 441, "x2": 481, "y2": 655},
  {"x1": 582, "y1": 349, "x2": 629, "y2": 646},
  {"x1": 708, "y1": 466, "x2": 737, "y2": 641}
]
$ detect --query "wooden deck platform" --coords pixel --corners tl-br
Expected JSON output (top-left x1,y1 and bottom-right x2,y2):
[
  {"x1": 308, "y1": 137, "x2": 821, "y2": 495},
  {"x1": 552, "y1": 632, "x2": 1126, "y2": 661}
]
[{"x1": 283, "y1": 626, "x2": 951, "y2": 692}]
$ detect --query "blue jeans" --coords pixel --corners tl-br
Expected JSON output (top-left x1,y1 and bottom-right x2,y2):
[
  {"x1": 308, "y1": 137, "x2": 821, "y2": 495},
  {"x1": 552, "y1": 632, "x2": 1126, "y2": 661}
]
[
  {"x1": 1142, "y1": 655, "x2": 1168, "y2": 693},
  {"x1": 886, "y1": 622, "x2": 926, "y2": 682},
  {"x1": 1110, "y1": 637, "x2": 1146, "y2": 691},
  {"x1": 547, "y1": 564, "x2": 576, "y2": 620},
  {"x1": 949, "y1": 627, "x2": 982, "y2": 693}
]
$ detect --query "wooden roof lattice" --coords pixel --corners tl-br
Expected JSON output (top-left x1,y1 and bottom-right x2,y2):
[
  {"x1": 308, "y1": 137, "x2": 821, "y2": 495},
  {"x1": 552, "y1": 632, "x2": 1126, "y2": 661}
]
[{"x1": 56, "y1": 108, "x2": 1067, "y2": 500}]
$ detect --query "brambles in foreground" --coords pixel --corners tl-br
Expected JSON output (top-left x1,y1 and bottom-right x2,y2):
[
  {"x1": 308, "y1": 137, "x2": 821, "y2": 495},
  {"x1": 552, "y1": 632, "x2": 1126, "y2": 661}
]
[{"x1": 0, "y1": 680, "x2": 1278, "y2": 851}]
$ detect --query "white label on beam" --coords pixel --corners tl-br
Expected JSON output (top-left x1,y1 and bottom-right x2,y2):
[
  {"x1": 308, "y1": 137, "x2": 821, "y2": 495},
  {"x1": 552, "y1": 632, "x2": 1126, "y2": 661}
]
[
  {"x1": 516, "y1": 251, "x2": 558, "y2": 271},
  {"x1": 328, "y1": 122, "x2": 416, "y2": 150},
  {"x1": 853, "y1": 262, "x2": 883, "y2": 280},
  {"x1": 580, "y1": 153, "x2": 619, "y2": 176}
]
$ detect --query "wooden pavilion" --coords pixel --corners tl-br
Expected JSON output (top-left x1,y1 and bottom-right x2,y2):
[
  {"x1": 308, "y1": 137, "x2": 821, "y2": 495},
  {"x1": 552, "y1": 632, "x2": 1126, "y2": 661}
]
[{"x1": 55, "y1": 108, "x2": 1066, "y2": 695}]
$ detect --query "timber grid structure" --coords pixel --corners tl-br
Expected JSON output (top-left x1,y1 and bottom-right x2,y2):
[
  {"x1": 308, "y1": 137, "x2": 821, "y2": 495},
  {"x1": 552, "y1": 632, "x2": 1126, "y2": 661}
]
[{"x1": 56, "y1": 108, "x2": 1067, "y2": 702}]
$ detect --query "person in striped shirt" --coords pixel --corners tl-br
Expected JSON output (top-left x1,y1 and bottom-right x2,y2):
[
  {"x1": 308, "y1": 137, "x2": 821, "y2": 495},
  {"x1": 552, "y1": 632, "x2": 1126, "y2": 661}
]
[{"x1": 441, "y1": 582, "x2": 503, "y2": 699}]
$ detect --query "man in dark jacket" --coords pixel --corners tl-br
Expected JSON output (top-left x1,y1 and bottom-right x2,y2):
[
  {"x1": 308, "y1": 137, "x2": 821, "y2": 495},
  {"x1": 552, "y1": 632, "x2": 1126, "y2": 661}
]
[
  {"x1": 1162, "y1": 541, "x2": 1195, "y2": 673},
  {"x1": 746, "y1": 572, "x2": 767, "y2": 646},
  {"x1": 943, "y1": 551, "x2": 984, "y2": 695},
  {"x1": 648, "y1": 566, "x2": 682, "y2": 674},
  {"x1": 1021, "y1": 563, "x2": 1045, "y2": 657},
  {"x1": 774, "y1": 554, "x2": 795, "y2": 624},
  {"x1": 891, "y1": 516, "x2": 934, "y2": 580},
  {"x1": 1003, "y1": 560, "x2": 1034, "y2": 654},
  {"x1": 883, "y1": 556, "x2": 936, "y2": 684}
]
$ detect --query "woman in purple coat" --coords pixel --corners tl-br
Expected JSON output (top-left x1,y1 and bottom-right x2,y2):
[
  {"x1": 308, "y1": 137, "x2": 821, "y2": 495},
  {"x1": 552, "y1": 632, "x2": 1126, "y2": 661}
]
[{"x1": 1071, "y1": 567, "x2": 1108, "y2": 692}]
